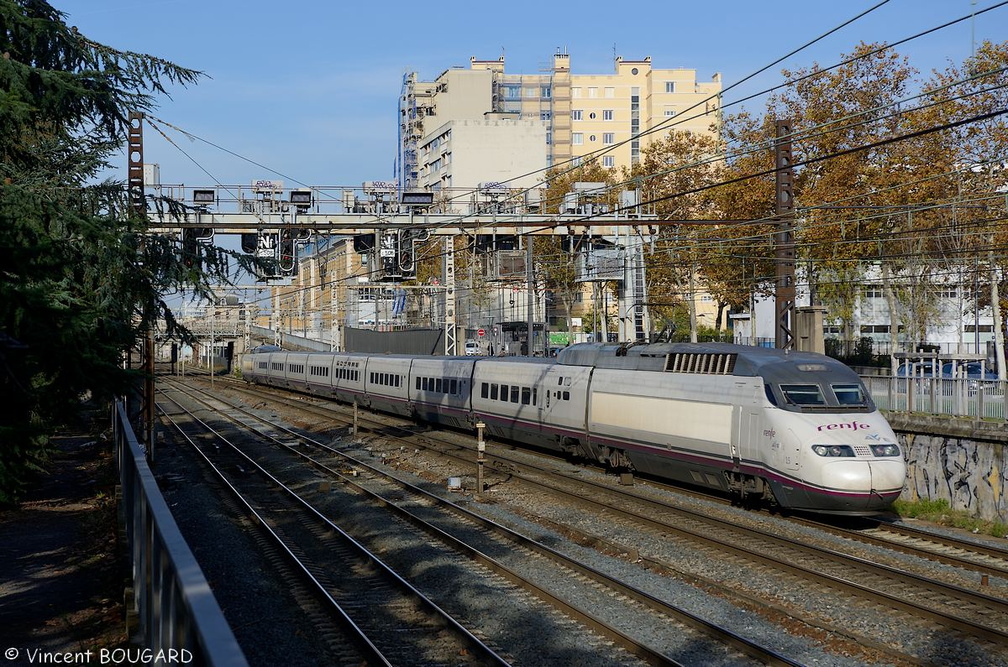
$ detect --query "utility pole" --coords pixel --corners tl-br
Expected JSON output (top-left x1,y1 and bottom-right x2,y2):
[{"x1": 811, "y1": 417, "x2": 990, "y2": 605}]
[
  {"x1": 128, "y1": 111, "x2": 155, "y2": 452},
  {"x1": 526, "y1": 236, "x2": 535, "y2": 355},
  {"x1": 444, "y1": 236, "x2": 457, "y2": 355},
  {"x1": 774, "y1": 119, "x2": 796, "y2": 350}
]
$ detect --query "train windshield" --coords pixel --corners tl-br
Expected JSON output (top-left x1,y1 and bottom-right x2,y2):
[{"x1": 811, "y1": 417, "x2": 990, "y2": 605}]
[
  {"x1": 780, "y1": 384, "x2": 826, "y2": 406},
  {"x1": 775, "y1": 381, "x2": 874, "y2": 412},
  {"x1": 832, "y1": 383, "x2": 868, "y2": 407}
]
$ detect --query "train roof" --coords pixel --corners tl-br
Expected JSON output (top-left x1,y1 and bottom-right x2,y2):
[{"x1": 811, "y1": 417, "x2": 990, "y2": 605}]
[{"x1": 555, "y1": 341, "x2": 857, "y2": 382}]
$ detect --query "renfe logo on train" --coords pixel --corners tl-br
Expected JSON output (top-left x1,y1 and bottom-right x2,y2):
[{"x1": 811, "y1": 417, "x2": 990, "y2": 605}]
[{"x1": 816, "y1": 420, "x2": 871, "y2": 432}]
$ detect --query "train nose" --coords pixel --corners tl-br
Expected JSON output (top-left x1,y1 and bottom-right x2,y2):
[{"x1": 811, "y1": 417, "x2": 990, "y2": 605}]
[
  {"x1": 821, "y1": 459, "x2": 904, "y2": 492},
  {"x1": 821, "y1": 459, "x2": 905, "y2": 510},
  {"x1": 822, "y1": 459, "x2": 873, "y2": 492},
  {"x1": 868, "y1": 459, "x2": 906, "y2": 494}
]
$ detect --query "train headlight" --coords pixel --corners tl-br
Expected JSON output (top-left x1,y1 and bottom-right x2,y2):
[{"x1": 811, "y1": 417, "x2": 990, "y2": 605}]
[
  {"x1": 812, "y1": 444, "x2": 855, "y2": 457},
  {"x1": 870, "y1": 444, "x2": 900, "y2": 457}
]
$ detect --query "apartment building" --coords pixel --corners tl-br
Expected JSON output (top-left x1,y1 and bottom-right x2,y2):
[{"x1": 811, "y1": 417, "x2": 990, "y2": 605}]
[{"x1": 399, "y1": 52, "x2": 722, "y2": 195}]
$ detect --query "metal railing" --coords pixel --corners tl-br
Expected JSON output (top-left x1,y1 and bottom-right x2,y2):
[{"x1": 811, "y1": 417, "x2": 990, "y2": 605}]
[
  {"x1": 862, "y1": 375, "x2": 1008, "y2": 421},
  {"x1": 114, "y1": 400, "x2": 248, "y2": 666}
]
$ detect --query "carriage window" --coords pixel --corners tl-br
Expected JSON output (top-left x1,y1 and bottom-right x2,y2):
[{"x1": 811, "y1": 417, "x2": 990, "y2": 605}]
[
  {"x1": 521, "y1": 387, "x2": 531, "y2": 405},
  {"x1": 450, "y1": 379, "x2": 458, "y2": 395},
  {"x1": 490, "y1": 384, "x2": 499, "y2": 400},
  {"x1": 562, "y1": 390, "x2": 570, "y2": 401},
  {"x1": 511, "y1": 386, "x2": 520, "y2": 403},
  {"x1": 435, "y1": 378, "x2": 443, "y2": 393},
  {"x1": 780, "y1": 384, "x2": 825, "y2": 405},
  {"x1": 832, "y1": 383, "x2": 867, "y2": 406},
  {"x1": 500, "y1": 384, "x2": 508, "y2": 401},
  {"x1": 481, "y1": 382, "x2": 489, "y2": 398}
]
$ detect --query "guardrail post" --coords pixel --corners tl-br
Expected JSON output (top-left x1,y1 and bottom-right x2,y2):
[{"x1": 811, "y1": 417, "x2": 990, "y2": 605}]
[
  {"x1": 977, "y1": 383, "x2": 985, "y2": 422},
  {"x1": 476, "y1": 421, "x2": 486, "y2": 498}
]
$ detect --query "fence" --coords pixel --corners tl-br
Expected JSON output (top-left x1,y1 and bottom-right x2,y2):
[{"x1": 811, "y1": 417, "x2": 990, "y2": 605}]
[
  {"x1": 114, "y1": 400, "x2": 248, "y2": 666},
  {"x1": 862, "y1": 375, "x2": 1007, "y2": 421}
]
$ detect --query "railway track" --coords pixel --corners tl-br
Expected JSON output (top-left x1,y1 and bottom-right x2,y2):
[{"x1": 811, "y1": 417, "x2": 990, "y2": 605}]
[
  {"x1": 188, "y1": 373, "x2": 1008, "y2": 666},
  {"x1": 156, "y1": 385, "x2": 511, "y2": 667},
  {"x1": 158, "y1": 376, "x2": 801, "y2": 666}
]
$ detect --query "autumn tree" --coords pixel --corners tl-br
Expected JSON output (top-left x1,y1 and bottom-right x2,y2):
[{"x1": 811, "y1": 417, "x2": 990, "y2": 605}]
[
  {"x1": 770, "y1": 42, "x2": 917, "y2": 342},
  {"x1": 704, "y1": 110, "x2": 778, "y2": 333},
  {"x1": 920, "y1": 40, "x2": 1008, "y2": 375},
  {"x1": 629, "y1": 129, "x2": 722, "y2": 340}
]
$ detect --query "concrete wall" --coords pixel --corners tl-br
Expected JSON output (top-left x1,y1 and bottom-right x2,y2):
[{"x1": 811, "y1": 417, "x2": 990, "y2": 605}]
[{"x1": 889, "y1": 414, "x2": 1007, "y2": 522}]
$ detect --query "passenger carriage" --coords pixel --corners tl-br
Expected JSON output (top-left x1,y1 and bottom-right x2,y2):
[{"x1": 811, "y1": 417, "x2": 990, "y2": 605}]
[
  {"x1": 470, "y1": 357, "x2": 554, "y2": 448},
  {"x1": 408, "y1": 356, "x2": 476, "y2": 429},
  {"x1": 360, "y1": 355, "x2": 412, "y2": 417}
]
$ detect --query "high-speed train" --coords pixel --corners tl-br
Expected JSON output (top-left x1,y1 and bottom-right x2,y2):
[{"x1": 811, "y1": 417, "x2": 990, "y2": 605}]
[{"x1": 241, "y1": 341, "x2": 906, "y2": 515}]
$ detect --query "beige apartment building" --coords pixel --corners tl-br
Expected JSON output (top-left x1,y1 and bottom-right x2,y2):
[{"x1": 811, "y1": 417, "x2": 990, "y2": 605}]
[{"x1": 399, "y1": 52, "x2": 722, "y2": 195}]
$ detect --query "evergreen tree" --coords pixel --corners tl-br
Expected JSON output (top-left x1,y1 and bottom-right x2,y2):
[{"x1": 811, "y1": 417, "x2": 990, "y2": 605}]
[{"x1": 0, "y1": 0, "x2": 257, "y2": 503}]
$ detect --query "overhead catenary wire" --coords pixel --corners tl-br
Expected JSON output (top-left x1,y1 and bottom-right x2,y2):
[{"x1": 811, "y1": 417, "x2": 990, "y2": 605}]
[
  {"x1": 143, "y1": 3, "x2": 1005, "y2": 243},
  {"x1": 143, "y1": 4, "x2": 1008, "y2": 321}
]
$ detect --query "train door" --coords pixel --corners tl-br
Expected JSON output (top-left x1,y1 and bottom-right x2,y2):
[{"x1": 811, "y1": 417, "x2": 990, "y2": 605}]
[
  {"x1": 736, "y1": 410, "x2": 758, "y2": 469},
  {"x1": 778, "y1": 429, "x2": 801, "y2": 472}
]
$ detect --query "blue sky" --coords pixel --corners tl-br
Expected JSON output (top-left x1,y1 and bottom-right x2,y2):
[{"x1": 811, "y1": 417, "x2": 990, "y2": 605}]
[{"x1": 57, "y1": 0, "x2": 1008, "y2": 191}]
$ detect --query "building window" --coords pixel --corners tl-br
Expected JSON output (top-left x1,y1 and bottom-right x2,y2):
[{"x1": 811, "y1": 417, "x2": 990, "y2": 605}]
[
  {"x1": 630, "y1": 87, "x2": 640, "y2": 165},
  {"x1": 604, "y1": 87, "x2": 615, "y2": 98},
  {"x1": 603, "y1": 109, "x2": 614, "y2": 121},
  {"x1": 541, "y1": 110, "x2": 552, "y2": 121},
  {"x1": 603, "y1": 156, "x2": 615, "y2": 168},
  {"x1": 665, "y1": 81, "x2": 676, "y2": 93},
  {"x1": 863, "y1": 286, "x2": 883, "y2": 299},
  {"x1": 541, "y1": 85, "x2": 552, "y2": 98},
  {"x1": 589, "y1": 135, "x2": 596, "y2": 142},
  {"x1": 664, "y1": 108, "x2": 676, "y2": 117},
  {"x1": 524, "y1": 87, "x2": 536, "y2": 98},
  {"x1": 588, "y1": 87, "x2": 598, "y2": 98},
  {"x1": 572, "y1": 109, "x2": 583, "y2": 121},
  {"x1": 571, "y1": 87, "x2": 581, "y2": 98},
  {"x1": 603, "y1": 133, "x2": 614, "y2": 145},
  {"x1": 504, "y1": 85, "x2": 521, "y2": 99},
  {"x1": 572, "y1": 133, "x2": 583, "y2": 145}
]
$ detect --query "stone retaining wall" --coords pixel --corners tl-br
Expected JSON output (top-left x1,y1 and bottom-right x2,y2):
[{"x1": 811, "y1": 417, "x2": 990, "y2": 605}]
[{"x1": 887, "y1": 414, "x2": 1007, "y2": 523}]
